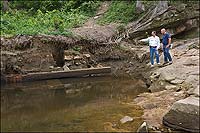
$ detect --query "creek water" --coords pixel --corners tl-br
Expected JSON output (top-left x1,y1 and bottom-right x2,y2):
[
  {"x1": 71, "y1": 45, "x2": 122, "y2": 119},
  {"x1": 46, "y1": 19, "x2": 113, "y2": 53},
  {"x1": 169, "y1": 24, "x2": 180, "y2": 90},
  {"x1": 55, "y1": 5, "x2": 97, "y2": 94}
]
[{"x1": 1, "y1": 75, "x2": 148, "y2": 132}]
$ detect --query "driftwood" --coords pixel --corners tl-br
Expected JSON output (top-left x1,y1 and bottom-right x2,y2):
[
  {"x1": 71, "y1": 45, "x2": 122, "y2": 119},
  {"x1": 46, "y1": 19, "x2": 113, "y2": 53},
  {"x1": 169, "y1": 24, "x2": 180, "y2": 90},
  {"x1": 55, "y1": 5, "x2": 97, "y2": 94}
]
[{"x1": 6, "y1": 67, "x2": 111, "y2": 83}]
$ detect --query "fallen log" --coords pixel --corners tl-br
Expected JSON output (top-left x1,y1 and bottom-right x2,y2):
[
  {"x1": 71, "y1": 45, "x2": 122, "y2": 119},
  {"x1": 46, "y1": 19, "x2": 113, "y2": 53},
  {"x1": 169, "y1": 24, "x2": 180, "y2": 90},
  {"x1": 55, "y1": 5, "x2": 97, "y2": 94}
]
[{"x1": 5, "y1": 67, "x2": 111, "y2": 83}]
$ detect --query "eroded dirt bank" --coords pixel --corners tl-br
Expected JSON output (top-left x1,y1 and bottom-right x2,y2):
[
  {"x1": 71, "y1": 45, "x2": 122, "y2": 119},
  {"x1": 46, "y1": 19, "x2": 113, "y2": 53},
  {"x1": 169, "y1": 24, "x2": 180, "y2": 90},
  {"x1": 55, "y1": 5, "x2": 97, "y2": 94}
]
[{"x1": 0, "y1": 34, "x2": 150, "y2": 84}]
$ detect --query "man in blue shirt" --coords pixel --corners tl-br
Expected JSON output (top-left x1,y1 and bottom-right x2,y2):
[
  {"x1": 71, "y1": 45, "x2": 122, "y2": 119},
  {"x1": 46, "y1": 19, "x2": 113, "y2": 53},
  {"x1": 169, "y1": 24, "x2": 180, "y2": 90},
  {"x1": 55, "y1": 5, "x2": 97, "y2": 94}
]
[{"x1": 161, "y1": 28, "x2": 172, "y2": 65}]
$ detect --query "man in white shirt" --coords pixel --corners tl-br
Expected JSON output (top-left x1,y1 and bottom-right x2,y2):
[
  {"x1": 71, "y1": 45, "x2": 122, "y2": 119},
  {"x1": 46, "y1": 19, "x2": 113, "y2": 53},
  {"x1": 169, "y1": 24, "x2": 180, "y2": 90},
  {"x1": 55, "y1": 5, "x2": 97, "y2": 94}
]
[{"x1": 139, "y1": 31, "x2": 161, "y2": 67}]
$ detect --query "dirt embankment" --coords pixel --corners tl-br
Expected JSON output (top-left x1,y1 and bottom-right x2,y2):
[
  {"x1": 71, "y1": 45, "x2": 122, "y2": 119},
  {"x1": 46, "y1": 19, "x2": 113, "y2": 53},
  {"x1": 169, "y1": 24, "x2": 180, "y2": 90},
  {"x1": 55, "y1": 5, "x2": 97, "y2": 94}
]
[{"x1": 0, "y1": 33, "x2": 150, "y2": 84}]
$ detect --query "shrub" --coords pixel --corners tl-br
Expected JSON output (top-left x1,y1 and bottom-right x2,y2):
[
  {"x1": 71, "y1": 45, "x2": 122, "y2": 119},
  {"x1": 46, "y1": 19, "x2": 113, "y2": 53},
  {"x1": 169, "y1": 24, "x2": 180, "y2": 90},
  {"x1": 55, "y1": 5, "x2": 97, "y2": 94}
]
[{"x1": 98, "y1": 1, "x2": 138, "y2": 24}]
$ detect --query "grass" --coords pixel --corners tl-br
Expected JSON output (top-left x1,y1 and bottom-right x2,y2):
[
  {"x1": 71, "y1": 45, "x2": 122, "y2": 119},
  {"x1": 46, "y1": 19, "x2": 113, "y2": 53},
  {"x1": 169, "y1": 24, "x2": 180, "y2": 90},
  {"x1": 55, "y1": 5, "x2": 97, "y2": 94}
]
[{"x1": 98, "y1": 1, "x2": 139, "y2": 25}]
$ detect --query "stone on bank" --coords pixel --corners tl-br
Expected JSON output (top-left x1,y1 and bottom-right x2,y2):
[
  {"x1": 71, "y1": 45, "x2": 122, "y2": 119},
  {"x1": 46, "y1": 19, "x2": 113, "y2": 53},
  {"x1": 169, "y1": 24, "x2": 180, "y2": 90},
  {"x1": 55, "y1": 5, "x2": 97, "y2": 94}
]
[{"x1": 163, "y1": 96, "x2": 199, "y2": 132}]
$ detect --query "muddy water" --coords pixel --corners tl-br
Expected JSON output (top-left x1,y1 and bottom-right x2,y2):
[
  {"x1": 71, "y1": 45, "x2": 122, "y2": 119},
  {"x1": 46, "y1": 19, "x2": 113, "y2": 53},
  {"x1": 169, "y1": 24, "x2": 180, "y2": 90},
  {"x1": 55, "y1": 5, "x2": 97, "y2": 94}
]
[{"x1": 1, "y1": 76, "x2": 148, "y2": 132}]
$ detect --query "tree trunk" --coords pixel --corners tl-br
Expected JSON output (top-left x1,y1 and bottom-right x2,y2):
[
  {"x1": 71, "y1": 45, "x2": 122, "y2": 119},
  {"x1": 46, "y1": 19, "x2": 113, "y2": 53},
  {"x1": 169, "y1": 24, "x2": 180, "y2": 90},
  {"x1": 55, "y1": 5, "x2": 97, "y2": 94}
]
[
  {"x1": 136, "y1": 0, "x2": 145, "y2": 13},
  {"x1": 156, "y1": 1, "x2": 168, "y2": 13}
]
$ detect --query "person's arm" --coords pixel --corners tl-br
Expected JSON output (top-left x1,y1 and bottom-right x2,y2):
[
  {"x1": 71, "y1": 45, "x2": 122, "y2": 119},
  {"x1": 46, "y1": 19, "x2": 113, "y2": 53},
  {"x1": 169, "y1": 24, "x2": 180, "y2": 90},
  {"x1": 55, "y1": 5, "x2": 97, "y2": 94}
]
[
  {"x1": 139, "y1": 37, "x2": 149, "y2": 43},
  {"x1": 166, "y1": 34, "x2": 171, "y2": 48},
  {"x1": 156, "y1": 37, "x2": 160, "y2": 50}
]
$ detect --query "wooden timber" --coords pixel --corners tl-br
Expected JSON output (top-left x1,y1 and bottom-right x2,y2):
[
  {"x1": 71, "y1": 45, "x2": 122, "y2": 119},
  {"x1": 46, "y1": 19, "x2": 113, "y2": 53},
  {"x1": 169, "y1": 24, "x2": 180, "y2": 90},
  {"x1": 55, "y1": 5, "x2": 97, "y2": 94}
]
[{"x1": 5, "y1": 67, "x2": 111, "y2": 83}]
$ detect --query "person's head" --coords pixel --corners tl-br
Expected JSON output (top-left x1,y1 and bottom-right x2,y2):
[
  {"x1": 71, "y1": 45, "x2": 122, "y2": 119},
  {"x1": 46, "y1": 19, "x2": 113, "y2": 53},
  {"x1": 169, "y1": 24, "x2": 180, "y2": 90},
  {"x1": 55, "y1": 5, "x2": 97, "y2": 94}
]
[
  {"x1": 161, "y1": 28, "x2": 166, "y2": 34},
  {"x1": 151, "y1": 31, "x2": 156, "y2": 37}
]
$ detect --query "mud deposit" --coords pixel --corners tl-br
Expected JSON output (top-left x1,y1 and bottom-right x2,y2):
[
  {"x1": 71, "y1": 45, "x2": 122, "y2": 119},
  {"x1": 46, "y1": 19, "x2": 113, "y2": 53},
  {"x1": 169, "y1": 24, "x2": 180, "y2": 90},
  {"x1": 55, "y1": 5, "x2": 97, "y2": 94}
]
[{"x1": 1, "y1": 76, "x2": 148, "y2": 132}]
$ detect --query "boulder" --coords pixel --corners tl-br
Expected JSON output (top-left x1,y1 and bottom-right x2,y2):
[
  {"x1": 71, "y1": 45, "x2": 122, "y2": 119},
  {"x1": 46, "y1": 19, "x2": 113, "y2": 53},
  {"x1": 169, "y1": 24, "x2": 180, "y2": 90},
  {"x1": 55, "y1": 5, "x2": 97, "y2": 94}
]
[
  {"x1": 163, "y1": 96, "x2": 200, "y2": 132},
  {"x1": 160, "y1": 71, "x2": 176, "y2": 82},
  {"x1": 148, "y1": 81, "x2": 166, "y2": 92}
]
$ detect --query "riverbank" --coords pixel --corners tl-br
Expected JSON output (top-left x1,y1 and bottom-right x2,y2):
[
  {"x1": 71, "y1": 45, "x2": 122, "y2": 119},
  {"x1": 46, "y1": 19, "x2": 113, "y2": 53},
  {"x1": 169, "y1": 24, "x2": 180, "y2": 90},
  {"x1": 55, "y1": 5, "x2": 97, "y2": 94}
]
[
  {"x1": 1, "y1": 1, "x2": 199, "y2": 132},
  {"x1": 134, "y1": 38, "x2": 199, "y2": 132}
]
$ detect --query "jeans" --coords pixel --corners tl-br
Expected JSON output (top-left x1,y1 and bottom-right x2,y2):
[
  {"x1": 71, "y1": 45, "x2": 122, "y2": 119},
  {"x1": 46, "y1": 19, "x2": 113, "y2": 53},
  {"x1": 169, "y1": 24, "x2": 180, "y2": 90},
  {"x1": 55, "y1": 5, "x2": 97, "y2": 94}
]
[
  {"x1": 163, "y1": 46, "x2": 172, "y2": 62},
  {"x1": 150, "y1": 47, "x2": 159, "y2": 65}
]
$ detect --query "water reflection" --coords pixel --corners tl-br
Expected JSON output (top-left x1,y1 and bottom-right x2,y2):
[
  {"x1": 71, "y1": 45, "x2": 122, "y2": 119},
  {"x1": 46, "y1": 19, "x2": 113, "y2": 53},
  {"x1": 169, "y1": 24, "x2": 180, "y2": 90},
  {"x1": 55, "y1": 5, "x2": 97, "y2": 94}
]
[{"x1": 1, "y1": 76, "x2": 148, "y2": 132}]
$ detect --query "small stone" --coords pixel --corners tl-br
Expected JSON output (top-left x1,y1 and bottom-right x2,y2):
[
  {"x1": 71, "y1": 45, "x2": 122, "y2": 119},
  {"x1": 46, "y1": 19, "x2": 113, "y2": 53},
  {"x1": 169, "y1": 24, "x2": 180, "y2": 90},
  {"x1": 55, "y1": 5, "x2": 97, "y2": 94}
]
[
  {"x1": 74, "y1": 56, "x2": 82, "y2": 60},
  {"x1": 49, "y1": 66, "x2": 54, "y2": 69},
  {"x1": 170, "y1": 79, "x2": 184, "y2": 85},
  {"x1": 150, "y1": 72, "x2": 160, "y2": 80},
  {"x1": 120, "y1": 116, "x2": 133, "y2": 124},
  {"x1": 94, "y1": 16, "x2": 99, "y2": 19},
  {"x1": 83, "y1": 54, "x2": 91, "y2": 58},
  {"x1": 64, "y1": 56, "x2": 73, "y2": 61},
  {"x1": 165, "y1": 85, "x2": 177, "y2": 90},
  {"x1": 75, "y1": 62, "x2": 81, "y2": 66}
]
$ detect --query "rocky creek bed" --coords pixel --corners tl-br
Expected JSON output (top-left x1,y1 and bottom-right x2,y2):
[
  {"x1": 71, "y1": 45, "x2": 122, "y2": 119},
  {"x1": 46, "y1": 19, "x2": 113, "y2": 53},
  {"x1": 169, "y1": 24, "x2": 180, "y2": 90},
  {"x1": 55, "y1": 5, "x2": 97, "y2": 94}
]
[
  {"x1": 1, "y1": 35, "x2": 199, "y2": 132},
  {"x1": 1, "y1": 1, "x2": 199, "y2": 132}
]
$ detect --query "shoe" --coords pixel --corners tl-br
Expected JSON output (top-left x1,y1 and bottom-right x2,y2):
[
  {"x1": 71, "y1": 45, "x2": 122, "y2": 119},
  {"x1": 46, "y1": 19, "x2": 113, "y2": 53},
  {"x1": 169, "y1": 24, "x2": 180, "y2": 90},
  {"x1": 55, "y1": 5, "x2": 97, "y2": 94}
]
[
  {"x1": 163, "y1": 62, "x2": 169, "y2": 65},
  {"x1": 150, "y1": 65, "x2": 154, "y2": 68},
  {"x1": 169, "y1": 61, "x2": 173, "y2": 65},
  {"x1": 157, "y1": 63, "x2": 161, "y2": 65}
]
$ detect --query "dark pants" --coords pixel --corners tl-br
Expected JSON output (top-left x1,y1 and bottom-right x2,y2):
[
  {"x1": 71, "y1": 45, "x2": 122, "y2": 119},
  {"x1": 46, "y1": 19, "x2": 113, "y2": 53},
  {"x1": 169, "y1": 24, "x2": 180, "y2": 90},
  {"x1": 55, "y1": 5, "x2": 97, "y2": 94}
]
[{"x1": 163, "y1": 46, "x2": 172, "y2": 62}]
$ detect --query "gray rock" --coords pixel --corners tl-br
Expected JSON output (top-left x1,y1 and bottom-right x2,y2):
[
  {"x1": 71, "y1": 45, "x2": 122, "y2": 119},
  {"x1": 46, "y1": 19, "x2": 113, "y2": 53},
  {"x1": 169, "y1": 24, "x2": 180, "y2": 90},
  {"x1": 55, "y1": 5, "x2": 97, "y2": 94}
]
[
  {"x1": 160, "y1": 71, "x2": 176, "y2": 82},
  {"x1": 185, "y1": 75, "x2": 199, "y2": 88},
  {"x1": 148, "y1": 81, "x2": 166, "y2": 92},
  {"x1": 64, "y1": 56, "x2": 73, "y2": 61},
  {"x1": 137, "y1": 121, "x2": 148, "y2": 133},
  {"x1": 188, "y1": 85, "x2": 199, "y2": 97},
  {"x1": 49, "y1": 66, "x2": 54, "y2": 69},
  {"x1": 120, "y1": 116, "x2": 133, "y2": 124},
  {"x1": 150, "y1": 72, "x2": 160, "y2": 80},
  {"x1": 163, "y1": 96, "x2": 200, "y2": 132},
  {"x1": 170, "y1": 79, "x2": 184, "y2": 85},
  {"x1": 83, "y1": 54, "x2": 91, "y2": 58},
  {"x1": 165, "y1": 85, "x2": 177, "y2": 90}
]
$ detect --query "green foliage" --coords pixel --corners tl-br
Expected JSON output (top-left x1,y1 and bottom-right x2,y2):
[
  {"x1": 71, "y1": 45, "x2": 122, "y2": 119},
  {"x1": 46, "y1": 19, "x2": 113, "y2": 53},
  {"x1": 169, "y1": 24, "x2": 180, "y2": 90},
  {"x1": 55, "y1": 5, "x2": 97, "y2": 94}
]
[
  {"x1": 72, "y1": 46, "x2": 81, "y2": 52},
  {"x1": 62, "y1": 0, "x2": 100, "y2": 16},
  {"x1": 10, "y1": 1, "x2": 67, "y2": 13},
  {"x1": 1, "y1": 10, "x2": 86, "y2": 36},
  {"x1": 1, "y1": 1, "x2": 100, "y2": 37},
  {"x1": 98, "y1": 1, "x2": 138, "y2": 24}
]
